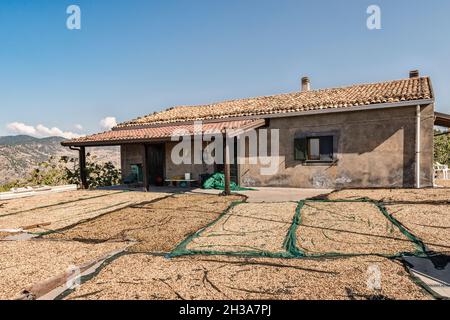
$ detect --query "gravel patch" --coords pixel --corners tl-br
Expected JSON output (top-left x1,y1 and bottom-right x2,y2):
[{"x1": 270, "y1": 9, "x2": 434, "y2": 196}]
[
  {"x1": 328, "y1": 188, "x2": 450, "y2": 203},
  {"x1": 326, "y1": 188, "x2": 449, "y2": 254},
  {"x1": 0, "y1": 232, "x2": 10, "y2": 239},
  {"x1": 295, "y1": 201, "x2": 416, "y2": 256},
  {"x1": 435, "y1": 180, "x2": 450, "y2": 188},
  {"x1": 184, "y1": 202, "x2": 297, "y2": 255},
  {"x1": 387, "y1": 204, "x2": 450, "y2": 253},
  {"x1": 45, "y1": 194, "x2": 244, "y2": 253},
  {"x1": 0, "y1": 190, "x2": 116, "y2": 216},
  {"x1": 66, "y1": 254, "x2": 431, "y2": 300},
  {"x1": 0, "y1": 190, "x2": 167, "y2": 233},
  {"x1": 0, "y1": 239, "x2": 127, "y2": 300}
]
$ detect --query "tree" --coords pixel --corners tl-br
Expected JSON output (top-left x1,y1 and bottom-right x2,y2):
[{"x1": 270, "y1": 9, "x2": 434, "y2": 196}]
[
  {"x1": 61, "y1": 153, "x2": 121, "y2": 188},
  {"x1": 28, "y1": 156, "x2": 69, "y2": 186},
  {"x1": 434, "y1": 130, "x2": 450, "y2": 166},
  {"x1": 0, "y1": 154, "x2": 121, "y2": 191}
]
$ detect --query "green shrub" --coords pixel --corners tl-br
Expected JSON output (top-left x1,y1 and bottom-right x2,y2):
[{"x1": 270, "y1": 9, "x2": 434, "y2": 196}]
[
  {"x1": 0, "y1": 180, "x2": 25, "y2": 192},
  {"x1": 62, "y1": 154, "x2": 121, "y2": 188},
  {"x1": 0, "y1": 154, "x2": 121, "y2": 191},
  {"x1": 434, "y1": 130, "x2": 450, "y2": 166}
]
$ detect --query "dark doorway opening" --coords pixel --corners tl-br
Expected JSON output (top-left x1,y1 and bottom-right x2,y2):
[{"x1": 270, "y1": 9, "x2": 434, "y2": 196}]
[{"x1": 146, "y1": 144, "x2": 165, "y2": 186}]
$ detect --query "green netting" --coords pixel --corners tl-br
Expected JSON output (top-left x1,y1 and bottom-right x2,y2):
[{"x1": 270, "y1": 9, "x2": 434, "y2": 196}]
[
  {"x1": 283, "y1": 200, "x2": 305, "y2": 257},
  {"x1": 374, "y1": 202, "x2": 427, "y2": 256},
  {"x1": 168, "y1": 200, "x2": 299, "y2": 259},
  {"x1": 288, "y1": 198, "x2": 427, "y2": 259},
  {"x1": 202, "y1": 172, "x2": 255, "y2": 191},
  {"x1": 54, "y1": 250, "x2": 132, "y2": 300},
  {"x1": 168, "y1": 197, "x2": 428, "y2": 260}
]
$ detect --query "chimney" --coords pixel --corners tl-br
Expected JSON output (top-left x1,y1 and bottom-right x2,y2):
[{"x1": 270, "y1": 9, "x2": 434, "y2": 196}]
[
  {"x1": 409, "y1": 70, "x2": 420, "y2": 78},
  {"x1": 301, "y1": 76, "x2": 310, "y2": 91}
]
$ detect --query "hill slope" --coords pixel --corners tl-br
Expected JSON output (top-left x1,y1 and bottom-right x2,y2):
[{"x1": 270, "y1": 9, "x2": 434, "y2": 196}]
[{"x1": 0, "y1": 135, "x2": 120, "y2": 185}]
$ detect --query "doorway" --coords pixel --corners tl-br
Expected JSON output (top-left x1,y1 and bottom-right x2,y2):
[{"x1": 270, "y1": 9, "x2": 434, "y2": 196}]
[{"x1": 146, "y1": 144, "x2": 165, "y2": 186}]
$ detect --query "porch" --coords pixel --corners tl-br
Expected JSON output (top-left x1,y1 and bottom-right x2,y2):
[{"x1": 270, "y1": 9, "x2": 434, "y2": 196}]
[{"x1": 61, "y1": 119, "x2": 266, "y2": 194}]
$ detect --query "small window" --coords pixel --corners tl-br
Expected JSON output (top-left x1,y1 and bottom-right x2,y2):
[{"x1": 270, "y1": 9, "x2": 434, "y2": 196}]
[
  {"x1": 308, "y1": 138, "x2": 320, "y2": 160},
  {"x1": 294, "y1": 138, "x2": 307, "y2": 161},
  {"x1": 130, "y1": 164, "x2": 143, "y2": 183},
  {"x1": 294, "y1": 136, "x2": 334, "y2": 162}
]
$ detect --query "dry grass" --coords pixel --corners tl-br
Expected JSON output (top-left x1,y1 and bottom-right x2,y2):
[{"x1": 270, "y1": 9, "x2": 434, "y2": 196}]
[
  {"x1": 0, "y1": 190, "x2": 168, "y2": 233},
  {"x1": 66, "y1": 254, "x2": 431, "y2": 300},
  {"x1": 0, "y1": 239, "x2": 127, "y2": 300},
  {"x1": 45, "y1": 193, "x2": 244, "y2": 253},
  {"x1": 295, "y1": 201, "x2": 416, "y2": 255},
  {"x1": 387, "y1": 204, "x2": 450, "y2": 253},
  {"x1": 185, "y1": 202, "x2": 296, "y2": 254}
]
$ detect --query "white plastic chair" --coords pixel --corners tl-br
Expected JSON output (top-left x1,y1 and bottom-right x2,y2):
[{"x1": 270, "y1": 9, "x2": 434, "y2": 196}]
[{"x1": 434, "y1": 162, "x2": 449, "y2": 180}]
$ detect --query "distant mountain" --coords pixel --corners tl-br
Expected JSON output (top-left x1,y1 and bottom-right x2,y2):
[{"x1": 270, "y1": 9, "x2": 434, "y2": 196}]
[
  {"x1": 0, "y1": 135, "x2": 65, "y2": 146},
  {"x1": 0, "y1": 135, "x2": 120, "y2": 185}
]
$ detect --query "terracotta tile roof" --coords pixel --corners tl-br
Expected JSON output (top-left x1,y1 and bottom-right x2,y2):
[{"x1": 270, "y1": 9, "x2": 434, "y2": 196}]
[
  {"x1": 117, "y1": 76, "x2": 433, "y2": 128},
  {"x1": 62, "y1": 119, "x2": 264, "y2": 146}
]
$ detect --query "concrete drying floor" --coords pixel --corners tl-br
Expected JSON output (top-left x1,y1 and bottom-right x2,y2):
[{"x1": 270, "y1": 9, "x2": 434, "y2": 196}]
[
  {"x1": 191, "y1": 187, "x2": 333, "y2": 202},
  {"x1": 108, "y1": 185, "x2": 332, "y2": 203}
]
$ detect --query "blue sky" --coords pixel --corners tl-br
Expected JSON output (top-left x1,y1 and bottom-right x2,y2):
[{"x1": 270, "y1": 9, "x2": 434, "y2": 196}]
[{"x1": 0, "y1": 0, "x2": 449, "y2": 137}]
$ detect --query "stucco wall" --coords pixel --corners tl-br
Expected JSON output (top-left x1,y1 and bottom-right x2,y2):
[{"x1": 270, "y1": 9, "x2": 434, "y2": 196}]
[
  {"x1": 239, "y1": 104, "x2": 434, "y2": 188},
  {"x1": 120, "y1": 104, "x2": 434, "y2": 188},
  {"x1": 121, "y1": 142, "x2": 215, "y2": 182},
  {"x1": 121, "y1": 144, "x2": 145, "y2": 180},
  {"x1": 164, "y1": 141, "x2": 215, "y2": 180}
]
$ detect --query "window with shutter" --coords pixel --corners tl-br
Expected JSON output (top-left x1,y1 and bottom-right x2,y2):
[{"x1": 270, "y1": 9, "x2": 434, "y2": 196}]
[
  {"x1": 294, "y1": 138, "x2": 307, "y2": 161},
  {"x1": 294, "y1": 135, "x2": 334, "y2": 162}
]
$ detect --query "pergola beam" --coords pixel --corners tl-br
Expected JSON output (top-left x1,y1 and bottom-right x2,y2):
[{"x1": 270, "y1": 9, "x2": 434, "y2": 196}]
[{"x1": 435, "y1": 112, "x2": 450, "y2": 128}]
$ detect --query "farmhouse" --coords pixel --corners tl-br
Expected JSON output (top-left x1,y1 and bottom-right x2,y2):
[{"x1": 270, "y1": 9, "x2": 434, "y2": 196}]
[{"x1": 62, "y1": 71, "x2": 448, "y2": 189}]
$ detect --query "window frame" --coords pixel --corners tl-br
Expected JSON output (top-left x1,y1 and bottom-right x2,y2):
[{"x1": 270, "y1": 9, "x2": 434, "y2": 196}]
[
  {"x1": 294, "y1": 133, "x2": 337, "y2": 163},
  {"x1": 306, "y1": 137, "x2": 321, "y2": 161},
  {"x1": 130, "y1": 164, "x2": 144, "y2": 183}
]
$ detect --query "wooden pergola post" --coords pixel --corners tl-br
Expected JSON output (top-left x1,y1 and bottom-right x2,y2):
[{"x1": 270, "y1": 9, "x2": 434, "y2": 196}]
[
  {"x1": 142, "y1": 144, "x2": 149, "y2": 192},
  {"x1": 79, "y1": 146, "x2": 88, "y2": 189},
  {"x1": 223, "y1": 134, "x2": 231, "y2": 196}
]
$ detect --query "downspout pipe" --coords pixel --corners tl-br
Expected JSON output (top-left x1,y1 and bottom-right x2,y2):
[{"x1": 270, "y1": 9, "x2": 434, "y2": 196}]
[{"x1": 415, "y1": 105, "x2": 421, "y2": 189}]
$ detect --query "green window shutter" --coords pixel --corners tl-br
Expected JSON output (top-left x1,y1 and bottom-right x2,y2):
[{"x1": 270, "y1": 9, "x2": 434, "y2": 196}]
[{"x1": 294, "y1": 138, "x2": 307, "y2": 161}]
